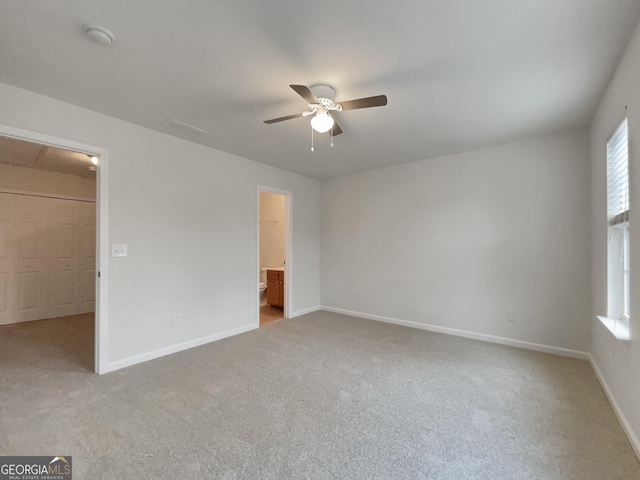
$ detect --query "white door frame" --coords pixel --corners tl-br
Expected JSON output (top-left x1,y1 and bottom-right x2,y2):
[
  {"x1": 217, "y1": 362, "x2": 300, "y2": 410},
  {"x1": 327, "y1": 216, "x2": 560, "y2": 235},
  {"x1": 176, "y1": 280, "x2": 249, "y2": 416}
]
[
  {"x1": 0, "y1": 123, "x2": 109, "y2": 374},
  {"x1": 256, "y1": 185, "x2": 292, "y2": 325}
]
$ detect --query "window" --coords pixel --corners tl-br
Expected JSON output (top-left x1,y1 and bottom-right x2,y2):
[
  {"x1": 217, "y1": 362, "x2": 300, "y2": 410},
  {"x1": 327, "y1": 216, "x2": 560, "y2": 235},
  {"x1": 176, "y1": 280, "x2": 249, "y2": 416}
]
[{"x1": 606, "y1": 118, "x2": 630, "y2": 332}]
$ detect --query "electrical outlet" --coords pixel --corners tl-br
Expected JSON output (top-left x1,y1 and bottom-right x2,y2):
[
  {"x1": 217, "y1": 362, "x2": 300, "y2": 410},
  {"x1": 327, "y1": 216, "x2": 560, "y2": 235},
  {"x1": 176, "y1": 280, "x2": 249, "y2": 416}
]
[
  {"x1": 172, "y1": 313, "x2": 182, "y2": 326},
  {"x1": 355, "y1": 291, "x2": 362, "y2": 300},
  {"x1": 507, "y1": 309, "x2": 517, "y2": 322}
]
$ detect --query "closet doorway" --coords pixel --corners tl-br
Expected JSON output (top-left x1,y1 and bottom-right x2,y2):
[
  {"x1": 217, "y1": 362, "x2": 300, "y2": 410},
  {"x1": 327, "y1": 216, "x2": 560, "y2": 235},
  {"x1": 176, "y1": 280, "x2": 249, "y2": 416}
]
[
  {"x1": 257, "y1": 186, "x2": 291, "y2": 326},
  {"x1": 0, "y1": 128, "x2": 107, "y2": 374}
]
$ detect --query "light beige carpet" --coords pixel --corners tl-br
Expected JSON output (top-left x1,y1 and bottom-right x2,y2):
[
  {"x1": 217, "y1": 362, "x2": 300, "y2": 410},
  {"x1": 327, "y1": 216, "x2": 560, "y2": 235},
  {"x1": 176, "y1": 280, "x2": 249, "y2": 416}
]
[{"x1": 1, "y1": 311, "x2": 638, "y2": 479}]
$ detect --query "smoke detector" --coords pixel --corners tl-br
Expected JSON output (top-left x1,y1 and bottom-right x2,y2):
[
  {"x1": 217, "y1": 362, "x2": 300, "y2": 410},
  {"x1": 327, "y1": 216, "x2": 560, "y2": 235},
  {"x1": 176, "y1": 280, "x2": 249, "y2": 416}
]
[{"x1": 84, "y1": 25, "x2": 115, "y2": 46}]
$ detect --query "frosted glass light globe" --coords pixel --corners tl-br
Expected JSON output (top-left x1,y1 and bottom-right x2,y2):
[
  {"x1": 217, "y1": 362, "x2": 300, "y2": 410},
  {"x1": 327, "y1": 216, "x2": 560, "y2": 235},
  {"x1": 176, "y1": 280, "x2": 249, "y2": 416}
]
[{"x1": 310, "y1": 113, "x2": 334, "y2": 133}]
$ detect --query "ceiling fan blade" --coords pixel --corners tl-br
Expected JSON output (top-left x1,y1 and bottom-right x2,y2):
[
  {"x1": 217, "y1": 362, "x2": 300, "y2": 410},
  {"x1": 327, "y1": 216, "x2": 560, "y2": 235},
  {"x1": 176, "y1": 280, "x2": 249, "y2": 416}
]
[
  {"x1": 290, "y1": 85, "x2": 319, "y2": 104},
  {"x1": 263, "y1": 113, "x2": 303, "y2": 124},
  {"x1": 331, "y1": 121, "x2": 343, "y2": 136},
  {"x1": 339, "y1": 95, "x2": 387, "y2": 111}
]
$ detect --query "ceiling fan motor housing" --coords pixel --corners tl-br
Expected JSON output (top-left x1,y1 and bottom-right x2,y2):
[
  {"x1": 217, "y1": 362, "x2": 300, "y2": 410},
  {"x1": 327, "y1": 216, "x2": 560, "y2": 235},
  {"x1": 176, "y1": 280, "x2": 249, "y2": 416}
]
[{"x1": 310, "y1": 85, "x2": 336, "y2": 102}]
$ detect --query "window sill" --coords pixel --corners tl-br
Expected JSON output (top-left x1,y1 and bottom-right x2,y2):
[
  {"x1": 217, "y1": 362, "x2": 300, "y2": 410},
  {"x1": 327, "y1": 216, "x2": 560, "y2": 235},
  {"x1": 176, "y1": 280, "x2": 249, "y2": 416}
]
[{"x1": 597, "y1": 316, "x2": 631, "y2": 341}]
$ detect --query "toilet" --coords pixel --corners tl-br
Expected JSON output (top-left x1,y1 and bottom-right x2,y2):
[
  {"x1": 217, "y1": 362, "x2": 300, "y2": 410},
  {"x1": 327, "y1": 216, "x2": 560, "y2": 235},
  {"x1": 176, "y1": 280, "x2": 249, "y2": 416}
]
[{"x1": 259, "y1": 268, "x2": 268, "y2": 303}]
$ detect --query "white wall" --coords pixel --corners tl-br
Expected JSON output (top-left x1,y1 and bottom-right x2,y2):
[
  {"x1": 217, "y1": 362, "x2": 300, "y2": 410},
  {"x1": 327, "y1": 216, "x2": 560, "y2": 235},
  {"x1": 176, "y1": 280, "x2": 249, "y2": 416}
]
[
  {"x1": 321, "y1": 129, "x2": 591, "y2": 353},
  {"x1": 259, "y1": 191, "x2": 286, "y2": 269},
  {"x1": 0, "y1": 164, "x2": 96, "y2": 199},
  {"x1": 590, "y1": 19, "x2": 640, "y2": 451},
  {"x1": 0, "y1": 82, "x2": 320, "y2": 370}
]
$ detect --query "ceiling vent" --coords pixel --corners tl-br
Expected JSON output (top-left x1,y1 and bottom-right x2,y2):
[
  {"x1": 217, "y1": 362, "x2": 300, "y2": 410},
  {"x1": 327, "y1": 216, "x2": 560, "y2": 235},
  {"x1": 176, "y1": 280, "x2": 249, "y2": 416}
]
[{"x1": 162, "y1": 118, "x2": 208, "y2": 136}]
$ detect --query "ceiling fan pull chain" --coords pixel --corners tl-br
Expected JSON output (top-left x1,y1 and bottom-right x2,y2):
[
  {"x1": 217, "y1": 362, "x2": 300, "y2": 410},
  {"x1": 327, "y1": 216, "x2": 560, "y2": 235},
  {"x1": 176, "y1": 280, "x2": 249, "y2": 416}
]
[
  {"x1": 311, "y1": 125, "x2": 314, "y2": 152},
  {"x1": 330, "y1": 128, "x2": 334, "y2": 147}
]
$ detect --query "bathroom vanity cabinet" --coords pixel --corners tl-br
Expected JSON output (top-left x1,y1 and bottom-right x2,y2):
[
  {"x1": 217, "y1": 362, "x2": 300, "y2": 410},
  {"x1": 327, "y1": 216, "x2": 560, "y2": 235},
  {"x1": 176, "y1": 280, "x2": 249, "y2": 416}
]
[{"x1": 266, "y1": 269, "x2": 284, "y2": 308}]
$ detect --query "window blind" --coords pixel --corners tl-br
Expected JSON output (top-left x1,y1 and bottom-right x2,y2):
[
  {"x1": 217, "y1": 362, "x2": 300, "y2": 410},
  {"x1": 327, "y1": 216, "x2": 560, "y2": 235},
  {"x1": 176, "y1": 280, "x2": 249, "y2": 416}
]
[{"x1": 607, "y1": 118, "x2": 629, "y2": 226}]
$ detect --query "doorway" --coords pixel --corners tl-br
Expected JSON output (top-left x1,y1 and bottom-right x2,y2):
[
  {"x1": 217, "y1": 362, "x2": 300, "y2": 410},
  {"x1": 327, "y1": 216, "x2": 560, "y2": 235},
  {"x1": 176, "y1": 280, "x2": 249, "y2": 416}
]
[
  {"x1": 0, "y1": 124, "x2": 107, "y2": 374},
  {"x1": 257, "y1": 186, "x2": 291, "y2": 326}
]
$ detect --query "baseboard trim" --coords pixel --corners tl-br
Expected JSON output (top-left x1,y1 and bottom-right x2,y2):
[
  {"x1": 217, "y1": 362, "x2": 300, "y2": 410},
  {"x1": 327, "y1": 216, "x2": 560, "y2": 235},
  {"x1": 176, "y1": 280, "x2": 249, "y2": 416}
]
[
  {"x1": 320, "y1": 306, "x2": 590, "y2": 360},
  {"x1": 589, "y1": 356, "x2": 640, "y2": 461},
  {"x1": 104, "y1": 323, "x2": 258, "y2": 373},
  {"x1": 289, "y1": 305, "x2": 320, "y2": 318}
]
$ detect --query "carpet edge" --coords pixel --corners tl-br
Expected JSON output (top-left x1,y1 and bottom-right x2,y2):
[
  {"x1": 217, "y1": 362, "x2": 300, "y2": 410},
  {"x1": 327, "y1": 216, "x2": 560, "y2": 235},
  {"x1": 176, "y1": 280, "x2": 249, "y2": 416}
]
[
  {"x1": 590, "y1": 356, "x2": 640, "y2": 462},
  {"x1": 320, "y1": 306, "x2": 590, "y2": 360},
  {"x1": 289, "y1": 305, "x2": 321, "y2": 318},
  {"x1": 103, "y1": 323, "x2": 258, "y2": 374}
]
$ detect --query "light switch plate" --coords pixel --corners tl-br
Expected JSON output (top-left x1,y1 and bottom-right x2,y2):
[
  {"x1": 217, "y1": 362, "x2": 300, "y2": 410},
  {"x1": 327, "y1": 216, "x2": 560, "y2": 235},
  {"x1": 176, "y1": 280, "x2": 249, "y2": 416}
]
[{"x1": 112, "y1": 243, "x2": 128, "y2": 257}]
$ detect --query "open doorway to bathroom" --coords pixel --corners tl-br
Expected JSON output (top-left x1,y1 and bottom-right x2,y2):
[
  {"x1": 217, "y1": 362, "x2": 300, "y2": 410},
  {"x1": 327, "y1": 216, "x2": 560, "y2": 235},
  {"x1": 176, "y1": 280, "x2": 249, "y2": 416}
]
[{"x1": 258, "y1": 188, "x2": 290, "y2": 326}]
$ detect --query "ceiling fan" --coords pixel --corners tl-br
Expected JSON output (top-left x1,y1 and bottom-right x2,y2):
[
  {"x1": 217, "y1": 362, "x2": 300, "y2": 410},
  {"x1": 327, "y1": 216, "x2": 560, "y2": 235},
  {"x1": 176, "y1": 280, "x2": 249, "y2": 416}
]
[{"x1": 264, "y1": 84, "x2": 387, "y2": 138}]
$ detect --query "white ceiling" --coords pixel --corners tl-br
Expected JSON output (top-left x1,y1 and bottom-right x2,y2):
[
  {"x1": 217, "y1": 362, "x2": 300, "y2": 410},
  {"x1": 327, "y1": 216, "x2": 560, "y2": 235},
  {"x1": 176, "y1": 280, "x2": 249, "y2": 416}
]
[
  {"x1": 1, "y1": 1, "x2": 638, "y2": 180},
  {"x1": 0, "y1": 135, "x2": 97, "y2": 178}
]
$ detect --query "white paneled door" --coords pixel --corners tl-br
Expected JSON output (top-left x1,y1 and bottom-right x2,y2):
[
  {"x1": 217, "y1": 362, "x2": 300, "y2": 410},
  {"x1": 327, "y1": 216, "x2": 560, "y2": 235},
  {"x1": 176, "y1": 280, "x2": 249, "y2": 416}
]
[
  {"x1": 78, "y1": 202, "x2": 96, "y2": 314},
  {"x1": 14, "y1": 195, "x2": 49, "y2": 322},
  {"x1": 0, "y1": 193, "x2": 96, "y2": 325},
  {"x1": 48, "y1": 199, "x2": 80, "y2": 318},
  {"x1": 0, "y1": 193, "x2": 14, "y2": 325}
]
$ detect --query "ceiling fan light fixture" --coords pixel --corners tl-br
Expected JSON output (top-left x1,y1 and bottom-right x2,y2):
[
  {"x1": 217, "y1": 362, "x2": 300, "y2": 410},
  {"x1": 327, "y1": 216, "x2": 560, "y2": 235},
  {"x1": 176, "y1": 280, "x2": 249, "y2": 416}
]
[{"x1": 310, "y1": 112, "x2": 334, "y2": 133}]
